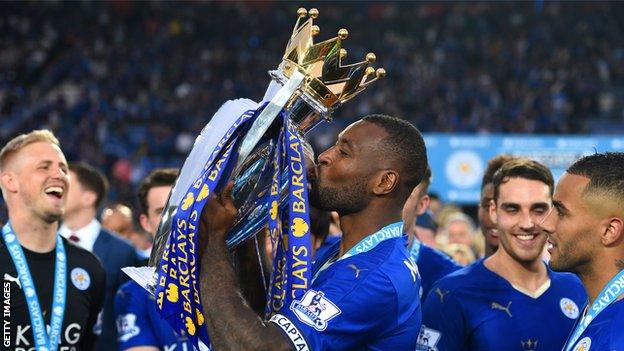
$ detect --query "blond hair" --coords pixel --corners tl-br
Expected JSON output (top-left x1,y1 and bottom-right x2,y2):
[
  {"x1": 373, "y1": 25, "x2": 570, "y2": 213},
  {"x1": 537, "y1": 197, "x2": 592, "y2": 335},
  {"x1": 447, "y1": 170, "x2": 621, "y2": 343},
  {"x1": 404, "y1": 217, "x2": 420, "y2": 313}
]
[
  {"x1": 442, "y1": 243, "x2": 477, "y2": 266},
  {"x1": 0, "y1": 130, "x2": 60, "y2": 171}
]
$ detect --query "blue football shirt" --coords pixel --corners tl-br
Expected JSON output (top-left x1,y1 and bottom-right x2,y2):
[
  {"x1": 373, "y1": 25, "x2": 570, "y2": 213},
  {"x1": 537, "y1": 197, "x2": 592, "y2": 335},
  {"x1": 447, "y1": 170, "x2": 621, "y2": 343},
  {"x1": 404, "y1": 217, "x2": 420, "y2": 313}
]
[
  {"x1": 115, "y1": 280, "x2": 196, "y2": 351},
  {"x1": 566, "y1": 298, "x2": 624, "y2": 351},
  {"x1": 315, "y1": 235, "x2": 341, "y2": 262},
  {"x1": 420, "y1": 259, "x2": 586, "y2": 351},
  {"x1": 270, "y1": 235, "x2": 422, "y2": 351},
  {"x1": 408, "y1": 240, "x2": 461, "y2": 302}
]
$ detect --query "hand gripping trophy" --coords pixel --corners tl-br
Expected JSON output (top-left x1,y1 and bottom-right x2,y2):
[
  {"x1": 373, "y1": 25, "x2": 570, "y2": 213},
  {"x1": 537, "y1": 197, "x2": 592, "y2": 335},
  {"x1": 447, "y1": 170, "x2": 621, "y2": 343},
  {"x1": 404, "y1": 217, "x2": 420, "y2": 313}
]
[{"x1": 124, "y1": 8, "x2": 385, "y2": 349}]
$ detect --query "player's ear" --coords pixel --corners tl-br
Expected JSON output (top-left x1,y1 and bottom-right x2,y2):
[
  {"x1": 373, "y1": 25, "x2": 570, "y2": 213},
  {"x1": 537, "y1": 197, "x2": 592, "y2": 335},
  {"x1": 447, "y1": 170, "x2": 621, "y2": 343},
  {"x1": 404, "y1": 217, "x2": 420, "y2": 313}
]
[
  {"x1": 416, "y1": 195, "x2": 430, "y2": 216},
  {"x1": 0, "y1": 171, "x2": 18, "y2": 193},
  {"x1": 82, "y1": 190, "x2": 97, "y2": 209},
  {"x1": 601, "y1": 216, "x2": 624, "y2": 247},
  {"x1": 373, "y1": 170, "x2": 398, "y2": 196},
  {"x1": 488, "y1": 199, "x2": 498, "y2": 225}
]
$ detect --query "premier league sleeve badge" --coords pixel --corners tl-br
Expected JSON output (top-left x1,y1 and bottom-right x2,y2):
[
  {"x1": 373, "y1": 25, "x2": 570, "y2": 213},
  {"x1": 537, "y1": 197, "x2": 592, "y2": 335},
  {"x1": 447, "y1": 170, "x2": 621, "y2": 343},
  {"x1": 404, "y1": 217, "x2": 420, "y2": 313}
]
[{"x1": 290, "y1": 290, "x2": 342, "y2": 331}]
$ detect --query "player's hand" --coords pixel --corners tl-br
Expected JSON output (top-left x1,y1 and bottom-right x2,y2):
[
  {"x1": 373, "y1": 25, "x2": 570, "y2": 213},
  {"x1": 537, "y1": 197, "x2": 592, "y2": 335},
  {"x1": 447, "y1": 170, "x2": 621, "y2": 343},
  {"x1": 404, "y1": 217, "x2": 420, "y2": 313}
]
[{"x1": 199, "y1": 181, "x2": 238, "y2": 246}]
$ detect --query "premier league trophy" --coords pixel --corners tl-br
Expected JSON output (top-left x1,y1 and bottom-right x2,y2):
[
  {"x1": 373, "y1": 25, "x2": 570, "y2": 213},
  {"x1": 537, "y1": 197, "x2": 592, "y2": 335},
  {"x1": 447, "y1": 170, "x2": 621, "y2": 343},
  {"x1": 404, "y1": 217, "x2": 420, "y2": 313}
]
[{"x1": 123, "y1": 8, "x2": 384, "y2": 349}]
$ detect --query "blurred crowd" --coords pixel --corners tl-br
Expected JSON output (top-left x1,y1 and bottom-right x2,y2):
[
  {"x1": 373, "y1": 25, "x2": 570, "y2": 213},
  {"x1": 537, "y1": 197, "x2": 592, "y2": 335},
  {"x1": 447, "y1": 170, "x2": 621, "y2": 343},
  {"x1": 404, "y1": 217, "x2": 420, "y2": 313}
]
[
  {"x1": 417, "y1": 203, "x2": 481, "y2": 266},
  {"x1": 1, "y1": 1, "x2": 624, "y2": 217},
  {"x1": 3, "y1": 4, "x2": 623, "y2": 348}
]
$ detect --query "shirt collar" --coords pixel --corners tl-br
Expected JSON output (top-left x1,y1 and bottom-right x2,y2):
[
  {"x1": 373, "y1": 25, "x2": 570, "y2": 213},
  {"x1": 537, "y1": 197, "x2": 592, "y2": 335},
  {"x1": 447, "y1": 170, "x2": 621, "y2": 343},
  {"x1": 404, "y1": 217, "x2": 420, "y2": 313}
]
[{"x1": 59, "y1": 219, "x2": 101, "y2": 252}]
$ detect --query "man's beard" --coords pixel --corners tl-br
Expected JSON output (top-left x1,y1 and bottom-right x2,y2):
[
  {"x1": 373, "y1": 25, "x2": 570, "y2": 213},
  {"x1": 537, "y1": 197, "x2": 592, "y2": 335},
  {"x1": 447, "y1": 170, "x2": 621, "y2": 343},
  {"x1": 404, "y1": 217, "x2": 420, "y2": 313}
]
[
  {"x1": 549, "y1": 243, "x2": 591, "y2": 275},
  {"x1": 549, "y1": 230, "x2": 593, "y2": 275},
  {"x1": 309, "y1": 176, "x2": 369, "y2": 216},
  {"x1": 25, "y1": 192, "x2": 64, "y2": 224},
  {"x1": 43, "y1": 210, "x2": 64, "y2": 224}
]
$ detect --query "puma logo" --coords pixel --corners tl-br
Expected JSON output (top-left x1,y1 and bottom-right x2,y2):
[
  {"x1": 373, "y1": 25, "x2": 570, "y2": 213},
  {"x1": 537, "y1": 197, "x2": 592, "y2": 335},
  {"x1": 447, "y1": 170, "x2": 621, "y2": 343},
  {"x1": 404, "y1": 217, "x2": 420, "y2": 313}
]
[
  {"x1": 4, "y1": 273, "x2": 21, "y2": 289},
  {"x1": 347, "y1": 264, "x2": 367, "y2": 278},
  {"x1": 435, "y1": 288, "x2": 450, "y2": 303},
  {"x1": 491, "y1": 301, "x2": 513, "y2": 317}
]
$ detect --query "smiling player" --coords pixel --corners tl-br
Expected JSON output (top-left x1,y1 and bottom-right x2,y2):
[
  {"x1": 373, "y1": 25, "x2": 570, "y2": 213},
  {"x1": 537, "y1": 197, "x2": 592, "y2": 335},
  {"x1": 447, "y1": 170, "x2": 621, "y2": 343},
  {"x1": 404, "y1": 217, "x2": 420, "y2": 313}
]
[
  {"x1": 419, "y1": 158, "x2": 585, "y2": 351},
  {"x1": 0, "y1": 130, "x2": 105, "y2": 350}
]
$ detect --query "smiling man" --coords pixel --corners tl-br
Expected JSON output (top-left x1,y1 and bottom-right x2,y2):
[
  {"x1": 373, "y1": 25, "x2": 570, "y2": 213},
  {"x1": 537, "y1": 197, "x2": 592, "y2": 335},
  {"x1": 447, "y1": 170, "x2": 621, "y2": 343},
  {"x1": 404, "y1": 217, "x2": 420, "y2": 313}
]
[
  {"x1": 548, "y1": 152, "x2": 624, "y2": 351},
  {"x1": 420, "y1": 158, "x2": 585, "y2": 351},
  {"x1": 0, "y1": 130, "x2": 105, "y2": 350},
  {"x1": 478, "y1": 154, "x2": 516, "y2": 258}
]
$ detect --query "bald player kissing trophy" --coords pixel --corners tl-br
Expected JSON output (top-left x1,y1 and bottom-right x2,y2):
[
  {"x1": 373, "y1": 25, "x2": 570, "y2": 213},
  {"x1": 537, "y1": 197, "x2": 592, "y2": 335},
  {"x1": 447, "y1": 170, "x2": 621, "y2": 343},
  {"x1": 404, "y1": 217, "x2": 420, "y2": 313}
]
[{"x1": 123, "y1": 8, "x2": 385, "y2": 350}]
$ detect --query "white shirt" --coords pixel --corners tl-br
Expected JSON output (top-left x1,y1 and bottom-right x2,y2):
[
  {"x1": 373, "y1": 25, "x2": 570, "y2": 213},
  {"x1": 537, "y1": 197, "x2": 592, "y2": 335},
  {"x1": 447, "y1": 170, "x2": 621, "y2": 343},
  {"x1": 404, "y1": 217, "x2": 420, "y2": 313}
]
[{"x1": 59, "y1": 219, "x2": 101, "y2": 252}]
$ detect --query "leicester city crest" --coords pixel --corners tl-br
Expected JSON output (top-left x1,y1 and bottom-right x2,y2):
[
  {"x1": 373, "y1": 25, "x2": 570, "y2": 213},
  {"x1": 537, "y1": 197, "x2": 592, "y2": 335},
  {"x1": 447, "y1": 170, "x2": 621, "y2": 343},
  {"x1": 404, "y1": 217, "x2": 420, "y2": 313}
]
[
  {"x1": 70, "y1": 267, "x2": 91, "y2": 291},
  {"x1": 560, "y1": 297, "x2": 580, "y2": 319},
  {"x1": 573, "y1": 337, "x2": 591, "y2": 351}
]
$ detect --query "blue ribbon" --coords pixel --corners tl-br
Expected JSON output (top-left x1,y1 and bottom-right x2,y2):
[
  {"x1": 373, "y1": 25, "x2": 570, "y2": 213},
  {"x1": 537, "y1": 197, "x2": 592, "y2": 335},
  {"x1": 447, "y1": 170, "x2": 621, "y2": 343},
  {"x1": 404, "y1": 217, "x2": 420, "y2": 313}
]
[
  {"x1": 563, "y1": 269, "x2": 624, "y2": 351},
  {"x1": 155, "y1": 108, "x2": 255, "y2": 349},
  {"x1": 267, "y1": 128, "x2": 283, "y2": 259},
  {"x1": 154, "y1": 103, "x2": 315, "y2": 349},
  {"x1": 265, "y1": 127, "x2": 285, "y2": 318},
  {"x1": 265, "y1": 114, "x2": 313, "y2": 318},
  {"x1": 283, "y1": 118, "x2": 313, "y2": 303},
  {"x1": 2, "y1": 223, "x2": 67, "y2": 351}
]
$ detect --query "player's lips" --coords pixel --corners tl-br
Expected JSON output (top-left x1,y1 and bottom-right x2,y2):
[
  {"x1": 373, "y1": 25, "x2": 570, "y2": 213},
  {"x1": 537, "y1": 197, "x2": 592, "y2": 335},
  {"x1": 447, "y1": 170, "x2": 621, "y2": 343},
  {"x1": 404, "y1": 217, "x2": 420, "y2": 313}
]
[
  {"x1": 44, "y1": 184, "x2": 65, "y2": 199},
  {"x1": 512, "y1": 232, "x2": 541, "y2": 247}
]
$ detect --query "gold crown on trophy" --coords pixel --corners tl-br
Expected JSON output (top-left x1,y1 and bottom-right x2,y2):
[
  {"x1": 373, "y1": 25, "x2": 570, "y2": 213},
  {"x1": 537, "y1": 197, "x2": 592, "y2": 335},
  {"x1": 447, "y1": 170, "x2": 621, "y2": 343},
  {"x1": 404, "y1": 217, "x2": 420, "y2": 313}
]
[{"x1": 278, "y1": 7, "x2": 385, "y2": 113}]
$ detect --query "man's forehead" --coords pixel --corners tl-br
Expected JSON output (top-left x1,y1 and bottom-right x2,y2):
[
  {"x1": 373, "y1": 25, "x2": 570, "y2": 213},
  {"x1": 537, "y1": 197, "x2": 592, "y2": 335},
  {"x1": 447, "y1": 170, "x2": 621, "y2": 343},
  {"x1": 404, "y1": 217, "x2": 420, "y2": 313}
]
[
  {"x1": 481, "y1": 183, "x2": 494, "y2": 199},
  {"x1": 145, "y1": 188, "x2": 170, "y2": 215},
  {"x1": 12, "y1": 142, "x2": 67, "y2": 168},
  {"x1": 147, "y1": 185, "x2": 173, "y2": 198},
  {"x1": 338, "y1": 121, "x2": 387, "y2": 146},
  {"x1": 554, "y1": 173, "x2": 589, "y2": 200},
  {"x1": 337, "y1": 121, "x2": 358, "y2": 140},
  {"x1": 498, "y1": 177, "x2": 551, "y2": 203}
]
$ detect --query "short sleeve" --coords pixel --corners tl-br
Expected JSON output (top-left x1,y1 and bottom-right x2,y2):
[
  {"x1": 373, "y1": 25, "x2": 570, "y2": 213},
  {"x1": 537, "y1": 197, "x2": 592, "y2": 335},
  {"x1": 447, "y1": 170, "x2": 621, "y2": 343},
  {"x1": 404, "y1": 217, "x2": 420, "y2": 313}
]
[
  {"x1": 420, "y1": 282, "x2": 467, "y2": 351},
  {"x1": 114, "y1": 281, "x2": 159, "y2": 349},
  {"x1": 270, "y1": 269, "x2": 400, "y2": 351}
]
